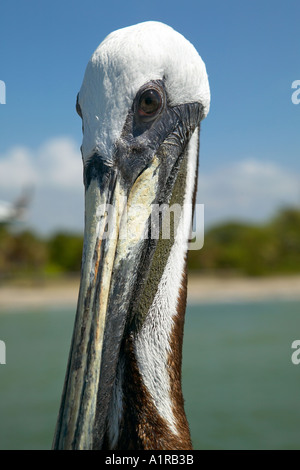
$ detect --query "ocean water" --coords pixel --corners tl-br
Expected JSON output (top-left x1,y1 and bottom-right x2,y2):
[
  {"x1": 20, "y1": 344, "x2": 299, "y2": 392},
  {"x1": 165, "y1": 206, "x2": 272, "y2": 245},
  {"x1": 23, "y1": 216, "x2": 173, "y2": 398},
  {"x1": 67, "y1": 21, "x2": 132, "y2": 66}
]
[{"x1": 0, "y1": 300, "x2": 299, "y2": 450}]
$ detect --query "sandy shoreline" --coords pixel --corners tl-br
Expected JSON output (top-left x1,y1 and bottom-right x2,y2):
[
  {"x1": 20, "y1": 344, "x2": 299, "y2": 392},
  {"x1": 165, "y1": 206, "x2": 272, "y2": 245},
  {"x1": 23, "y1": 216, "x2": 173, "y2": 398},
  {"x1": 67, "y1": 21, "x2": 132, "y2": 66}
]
[
  {"x1": 188, "y1": 275, "x2": 300, "y2": 303},
  {"x1": 0, "y1": 275, "x2": 299, "y2": 310}
]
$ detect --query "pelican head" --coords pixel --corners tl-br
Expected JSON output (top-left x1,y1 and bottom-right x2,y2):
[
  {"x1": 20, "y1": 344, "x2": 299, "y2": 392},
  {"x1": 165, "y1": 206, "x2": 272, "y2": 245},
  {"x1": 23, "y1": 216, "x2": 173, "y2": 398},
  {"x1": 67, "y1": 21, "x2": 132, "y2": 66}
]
[{"x1": 53, "y1": 21, "x2": 210, "y2": 450}]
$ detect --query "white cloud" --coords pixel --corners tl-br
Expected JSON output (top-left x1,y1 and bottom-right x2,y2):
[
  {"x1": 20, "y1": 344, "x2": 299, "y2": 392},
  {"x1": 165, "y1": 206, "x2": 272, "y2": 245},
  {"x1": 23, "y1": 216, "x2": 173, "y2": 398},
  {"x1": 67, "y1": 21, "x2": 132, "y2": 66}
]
[
  {"x1": 0, "y1": 137, "x2": 84, "y2": 233},
  {"x1": 36, "y1": 138, "x2": 83, "y2": 189},
  {"x1": 0, "y1": 137, "x2": 82, "y2": 190},
  {"x1": 198, "y1": 158, "x2": 300, "y2": 226},
  {"x1": 0, "y1": 138, "x2": 299, "y2": 234},
  {"x1": 0, "y1": 146, "x2": 38, "y2": 188}
]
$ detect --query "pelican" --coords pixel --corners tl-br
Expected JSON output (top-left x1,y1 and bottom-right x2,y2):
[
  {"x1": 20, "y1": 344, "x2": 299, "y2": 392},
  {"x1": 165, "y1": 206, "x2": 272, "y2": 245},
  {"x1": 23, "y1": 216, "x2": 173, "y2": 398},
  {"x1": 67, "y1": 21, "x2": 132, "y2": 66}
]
[{"x1": 53, "y1": 21, "x2": 210, "y2": 450}]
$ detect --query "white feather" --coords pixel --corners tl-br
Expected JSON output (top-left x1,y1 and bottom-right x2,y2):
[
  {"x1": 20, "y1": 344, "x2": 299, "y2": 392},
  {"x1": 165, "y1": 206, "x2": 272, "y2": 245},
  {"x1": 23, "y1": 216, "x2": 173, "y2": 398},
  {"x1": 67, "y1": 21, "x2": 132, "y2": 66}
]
[
  {"x1": 78, "y1": 22, "x2": 210, "y2": 162},
  {"x1": 134, "y1": 128, "x2": 199, "y2": 436}
]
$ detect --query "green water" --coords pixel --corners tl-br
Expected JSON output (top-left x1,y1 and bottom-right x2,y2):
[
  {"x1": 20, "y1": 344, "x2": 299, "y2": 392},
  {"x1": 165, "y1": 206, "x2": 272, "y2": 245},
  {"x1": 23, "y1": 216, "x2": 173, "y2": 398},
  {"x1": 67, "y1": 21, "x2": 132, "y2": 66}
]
[{"x1": 0, "y1": 300, "x2": 299, "y2": 450}]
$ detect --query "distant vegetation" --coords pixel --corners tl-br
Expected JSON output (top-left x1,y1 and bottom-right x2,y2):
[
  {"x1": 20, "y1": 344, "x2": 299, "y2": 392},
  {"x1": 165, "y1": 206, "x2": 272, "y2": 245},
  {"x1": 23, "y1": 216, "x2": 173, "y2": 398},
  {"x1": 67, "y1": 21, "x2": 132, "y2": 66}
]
[
  {"x1": 0, "y1": 206, "x2": 299, "y2": 282},
  {"x1": 0, "y1": 229, "x2": 83, "y2": 282},
  {"x1": 189, "y1": 207, "x2": 300, "y2": 276}
]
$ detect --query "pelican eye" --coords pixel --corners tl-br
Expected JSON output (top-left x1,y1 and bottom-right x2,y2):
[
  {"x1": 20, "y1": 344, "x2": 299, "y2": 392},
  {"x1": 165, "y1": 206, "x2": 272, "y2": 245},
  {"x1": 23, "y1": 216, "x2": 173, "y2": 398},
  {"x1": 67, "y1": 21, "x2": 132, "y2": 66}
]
[{"x1": 138, "y1": 88, "x2": 162, "y2": 119}]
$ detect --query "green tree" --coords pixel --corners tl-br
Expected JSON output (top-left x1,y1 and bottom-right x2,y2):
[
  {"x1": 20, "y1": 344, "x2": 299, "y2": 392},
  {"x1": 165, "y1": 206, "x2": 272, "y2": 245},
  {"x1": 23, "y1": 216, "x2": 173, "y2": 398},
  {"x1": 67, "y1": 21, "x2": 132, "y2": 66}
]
[
  {"x1": 187, "y1": 207, "x2": 300, "y2": 276},
  {"x1": 48, "y1": 232, "x2": 83, "y2": 273}
]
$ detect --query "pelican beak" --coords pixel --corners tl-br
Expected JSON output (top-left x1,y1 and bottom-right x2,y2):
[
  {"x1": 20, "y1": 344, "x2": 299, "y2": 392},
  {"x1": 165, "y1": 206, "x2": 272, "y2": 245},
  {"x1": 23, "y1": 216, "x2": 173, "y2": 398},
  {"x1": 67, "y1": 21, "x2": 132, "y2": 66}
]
[
  {"x1": 53, "y1": 98, "x2": 203, "y2": 450},
  {"x1": 53, "y1": 150, "x2": 162, "y2": 449}
]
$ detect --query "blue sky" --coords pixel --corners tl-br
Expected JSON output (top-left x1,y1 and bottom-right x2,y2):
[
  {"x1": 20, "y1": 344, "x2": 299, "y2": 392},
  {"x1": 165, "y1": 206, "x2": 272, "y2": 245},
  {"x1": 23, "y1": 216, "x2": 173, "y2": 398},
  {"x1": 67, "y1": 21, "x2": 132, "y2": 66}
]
[{"x1": 0, "y1": 0, "x2": 299, "y2": 233}]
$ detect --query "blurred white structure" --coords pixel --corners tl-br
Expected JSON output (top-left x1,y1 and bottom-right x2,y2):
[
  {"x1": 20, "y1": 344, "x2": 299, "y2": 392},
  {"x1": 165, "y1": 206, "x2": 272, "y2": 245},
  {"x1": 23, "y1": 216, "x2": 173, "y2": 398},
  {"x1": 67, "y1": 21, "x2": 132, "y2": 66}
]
[{"x1": 0, "y1": 188, "x2": 32, "y2": 226}]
